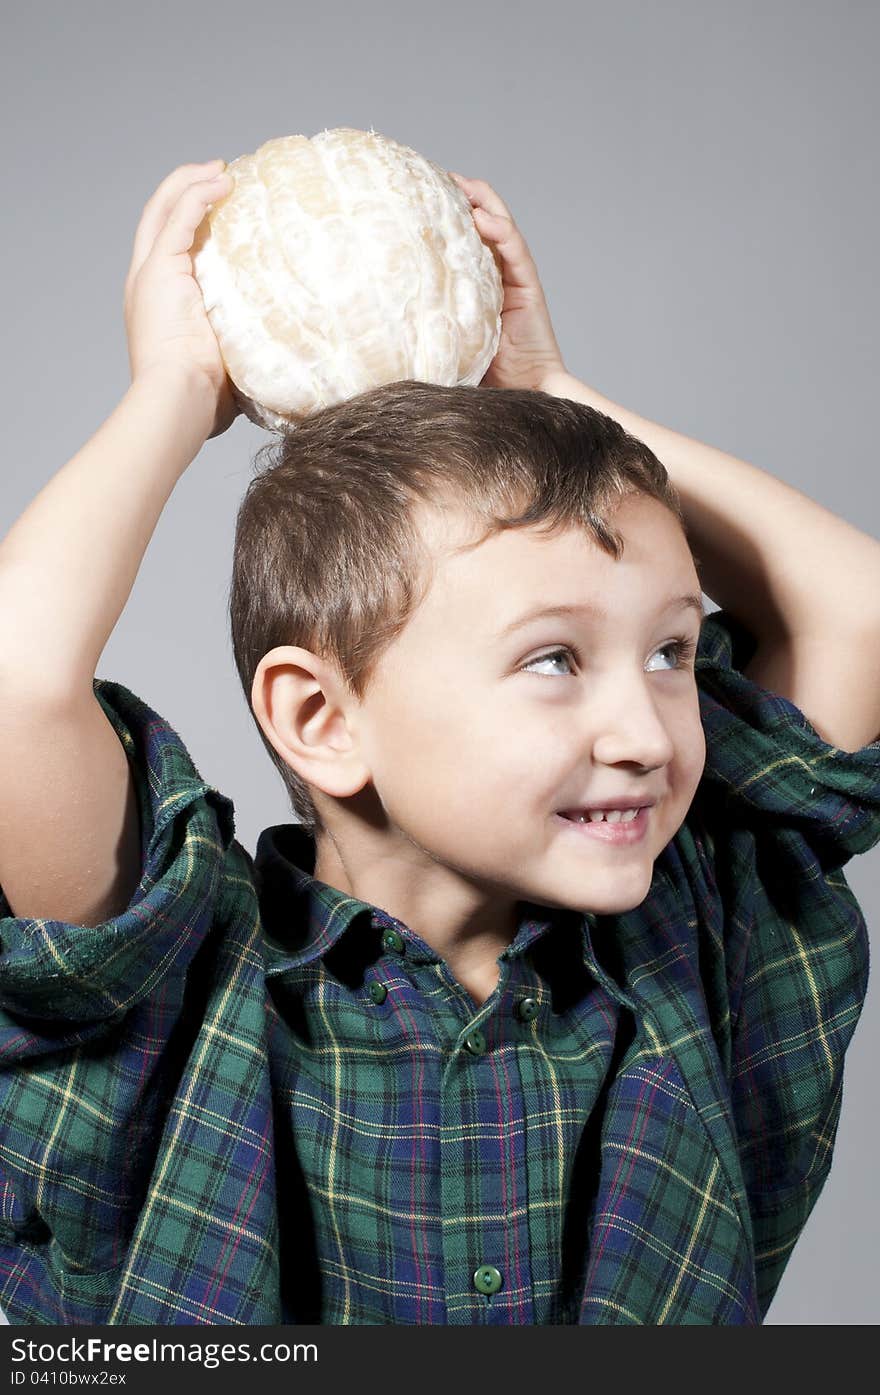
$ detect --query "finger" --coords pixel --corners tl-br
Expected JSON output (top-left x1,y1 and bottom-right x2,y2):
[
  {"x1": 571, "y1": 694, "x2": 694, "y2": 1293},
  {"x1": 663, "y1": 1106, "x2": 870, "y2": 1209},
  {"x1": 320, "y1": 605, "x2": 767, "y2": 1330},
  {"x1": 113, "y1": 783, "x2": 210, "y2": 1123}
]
[
  {"x1": 150, "y1": 173, "x2": 232, "y2": 262},
  {"x1": 448, "y1": 173, "x2": 513, "y2": 222},
  {"x1": 126, "y1": 161, "x2": 226, "y2": 289},
  {"x1": 472, "y1": 207, "x2": 542, "y2": 293}
]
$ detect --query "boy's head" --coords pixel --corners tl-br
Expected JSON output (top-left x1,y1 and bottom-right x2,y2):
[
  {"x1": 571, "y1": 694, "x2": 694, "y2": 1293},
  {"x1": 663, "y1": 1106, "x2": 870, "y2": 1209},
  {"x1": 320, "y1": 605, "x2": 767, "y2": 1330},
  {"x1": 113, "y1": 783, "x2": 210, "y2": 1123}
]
[{"x1": 229, "y1": 381, "x2": 707, "y2": 918}]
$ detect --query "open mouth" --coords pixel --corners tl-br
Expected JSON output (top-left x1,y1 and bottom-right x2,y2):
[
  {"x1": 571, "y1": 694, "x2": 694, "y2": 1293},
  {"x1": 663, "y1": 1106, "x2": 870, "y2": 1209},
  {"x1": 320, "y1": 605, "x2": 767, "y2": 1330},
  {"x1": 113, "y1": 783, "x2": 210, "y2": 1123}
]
[{"x1": 554, "y1": 807, "x2": 650, "y2": 842}]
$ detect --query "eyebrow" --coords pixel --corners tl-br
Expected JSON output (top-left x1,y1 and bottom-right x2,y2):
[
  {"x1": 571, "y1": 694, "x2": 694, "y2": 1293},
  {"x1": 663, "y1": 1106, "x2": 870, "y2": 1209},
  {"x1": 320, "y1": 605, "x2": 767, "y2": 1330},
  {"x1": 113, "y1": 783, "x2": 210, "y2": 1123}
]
[{"x1": 496, "y1": 593, "x2": 708, "y2": 641}]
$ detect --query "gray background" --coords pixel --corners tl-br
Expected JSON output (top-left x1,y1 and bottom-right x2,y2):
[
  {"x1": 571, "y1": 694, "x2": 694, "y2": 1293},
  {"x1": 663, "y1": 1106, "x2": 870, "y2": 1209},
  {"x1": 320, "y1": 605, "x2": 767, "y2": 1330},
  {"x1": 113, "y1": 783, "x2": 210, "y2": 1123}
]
[{"x1": 1, "y1": 0, "x2": 877, "y2": 1325}]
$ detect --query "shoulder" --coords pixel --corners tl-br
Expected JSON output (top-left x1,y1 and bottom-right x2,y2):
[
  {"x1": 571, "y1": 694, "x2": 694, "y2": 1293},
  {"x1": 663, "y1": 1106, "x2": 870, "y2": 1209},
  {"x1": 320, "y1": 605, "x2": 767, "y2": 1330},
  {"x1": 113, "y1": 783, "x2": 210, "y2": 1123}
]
[{"x1": 692, "y1": 610, "x2": 880, "y2": 874}]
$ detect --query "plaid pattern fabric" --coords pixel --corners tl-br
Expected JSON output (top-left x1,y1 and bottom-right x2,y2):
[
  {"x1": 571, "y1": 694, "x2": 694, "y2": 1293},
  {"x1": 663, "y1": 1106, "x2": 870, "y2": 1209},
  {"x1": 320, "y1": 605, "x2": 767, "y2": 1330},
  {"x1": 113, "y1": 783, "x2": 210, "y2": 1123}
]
[{"x1": 0, "y1": 608, "x2": 877, "y2": 1325}]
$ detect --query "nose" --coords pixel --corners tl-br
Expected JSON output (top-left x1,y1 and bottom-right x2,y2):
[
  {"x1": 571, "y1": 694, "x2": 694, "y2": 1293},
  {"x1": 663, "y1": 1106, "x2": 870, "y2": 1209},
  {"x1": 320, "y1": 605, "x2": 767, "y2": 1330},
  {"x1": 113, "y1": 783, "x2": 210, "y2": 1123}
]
[{"x1": 584, "y1": 678, "x2": 677, "y2": 770}]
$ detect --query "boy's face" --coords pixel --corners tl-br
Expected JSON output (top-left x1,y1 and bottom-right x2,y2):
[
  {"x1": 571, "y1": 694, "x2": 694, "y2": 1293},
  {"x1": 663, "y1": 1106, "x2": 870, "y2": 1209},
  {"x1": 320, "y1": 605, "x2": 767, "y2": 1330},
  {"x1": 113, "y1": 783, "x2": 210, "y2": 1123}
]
[{"x1": 351, "y1": 492, "x2": 707, "y2": 918}]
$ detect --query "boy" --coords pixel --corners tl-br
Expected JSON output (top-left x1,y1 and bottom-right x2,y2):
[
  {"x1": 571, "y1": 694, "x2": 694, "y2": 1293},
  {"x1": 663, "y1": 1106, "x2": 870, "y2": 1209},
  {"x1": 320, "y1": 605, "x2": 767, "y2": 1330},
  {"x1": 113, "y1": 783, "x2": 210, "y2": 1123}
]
[{"x1": 0, "y1": 161, "x2": 879, "y2": 1326}]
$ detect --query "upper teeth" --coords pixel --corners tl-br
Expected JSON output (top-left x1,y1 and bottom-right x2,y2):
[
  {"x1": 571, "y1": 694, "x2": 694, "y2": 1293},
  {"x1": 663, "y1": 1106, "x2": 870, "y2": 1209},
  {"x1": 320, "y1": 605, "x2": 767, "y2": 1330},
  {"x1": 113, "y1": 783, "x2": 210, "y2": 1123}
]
[{"x1": 572, "y1": 808, "x2": 640, "y2": 823}]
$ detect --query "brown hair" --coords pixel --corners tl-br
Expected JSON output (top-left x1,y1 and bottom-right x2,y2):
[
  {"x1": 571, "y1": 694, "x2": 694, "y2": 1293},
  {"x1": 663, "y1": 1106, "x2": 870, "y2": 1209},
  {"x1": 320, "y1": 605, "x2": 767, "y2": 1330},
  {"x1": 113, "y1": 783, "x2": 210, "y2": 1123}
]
[{"x1": 229, "y1": 379, "x2": 692, "y2": 832}]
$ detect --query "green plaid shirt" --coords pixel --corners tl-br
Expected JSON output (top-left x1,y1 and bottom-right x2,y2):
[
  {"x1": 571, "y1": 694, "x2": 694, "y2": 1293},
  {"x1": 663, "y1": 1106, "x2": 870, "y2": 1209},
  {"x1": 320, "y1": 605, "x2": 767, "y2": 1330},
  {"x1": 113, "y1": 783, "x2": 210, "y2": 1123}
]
[{"x1": 0, "y1": 609, "x2": 877, "y2": 1325}]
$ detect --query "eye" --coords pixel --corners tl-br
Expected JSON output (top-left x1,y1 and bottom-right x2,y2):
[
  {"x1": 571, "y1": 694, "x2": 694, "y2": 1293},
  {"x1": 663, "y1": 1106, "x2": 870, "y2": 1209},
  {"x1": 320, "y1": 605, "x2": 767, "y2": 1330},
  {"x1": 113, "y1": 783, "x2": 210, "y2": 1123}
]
[
  {"x1": 521, "y1": 636, "x2": 698, "y2": 679},
  {"x1": 521, "y1": 648, "x2": 577, "y2": 676},
  {"x1": 647, "y1": 635, "x2": 698, "y2": 672}
]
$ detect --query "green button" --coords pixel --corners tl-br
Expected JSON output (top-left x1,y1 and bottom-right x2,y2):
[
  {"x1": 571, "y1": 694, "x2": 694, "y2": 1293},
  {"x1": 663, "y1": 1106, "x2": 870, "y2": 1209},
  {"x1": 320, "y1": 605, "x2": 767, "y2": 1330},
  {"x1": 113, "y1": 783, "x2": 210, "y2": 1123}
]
[
  {"x1": 473, "y1": 1264, "x2": 503, "y2": 1295},
  {"x1": 464, "y1": 1029, "x2": 487, "y2": 1056},
  {"x1": 369, "y1": 981, "x2": 388, "y2": 1005},
  {"x1": 381, "y1": 928, "x2": 405, "y2": 954},
  {"x1": 515, "y1": 996, "x2": 540, "y2": 1021}
]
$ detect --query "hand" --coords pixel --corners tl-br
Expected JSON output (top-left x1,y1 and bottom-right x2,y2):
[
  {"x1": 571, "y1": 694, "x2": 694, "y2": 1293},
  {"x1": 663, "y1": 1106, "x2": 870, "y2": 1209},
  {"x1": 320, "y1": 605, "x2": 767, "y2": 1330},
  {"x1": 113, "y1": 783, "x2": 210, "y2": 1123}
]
[
  {"x1": 449, "y1": 172, "x2": 567, "y2": 393},
  {"x1": 123, "y1": 161, "x2": 241, "y2": 441}
]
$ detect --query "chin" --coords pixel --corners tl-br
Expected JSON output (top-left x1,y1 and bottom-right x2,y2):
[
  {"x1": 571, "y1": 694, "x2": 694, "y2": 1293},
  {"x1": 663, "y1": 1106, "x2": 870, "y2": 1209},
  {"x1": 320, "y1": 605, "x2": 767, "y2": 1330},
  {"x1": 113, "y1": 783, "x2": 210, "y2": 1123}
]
[
  {"x1": 552, "y1": 869, "x2": 654, "y2": 917},
  {"x1": 520, "y1": 880, "x2": 650, "y2": 918}
]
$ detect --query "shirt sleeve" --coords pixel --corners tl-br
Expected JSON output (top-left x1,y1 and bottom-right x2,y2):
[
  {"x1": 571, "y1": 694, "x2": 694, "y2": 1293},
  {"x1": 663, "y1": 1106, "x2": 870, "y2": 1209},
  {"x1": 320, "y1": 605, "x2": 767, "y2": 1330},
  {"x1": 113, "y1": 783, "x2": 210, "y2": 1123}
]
[
  {"x1": 0, "y1": 677, "x2": 236, "y2": 1048},
  {"x1": 690, "y1": 609, "x2": 879, "y2": 1315},
  {"x1": 693, "y1": 606, "x2": 880, "y2": 874},
  {"x1": 0, "y1": 679, "x2": 240, "y2": 1284}
]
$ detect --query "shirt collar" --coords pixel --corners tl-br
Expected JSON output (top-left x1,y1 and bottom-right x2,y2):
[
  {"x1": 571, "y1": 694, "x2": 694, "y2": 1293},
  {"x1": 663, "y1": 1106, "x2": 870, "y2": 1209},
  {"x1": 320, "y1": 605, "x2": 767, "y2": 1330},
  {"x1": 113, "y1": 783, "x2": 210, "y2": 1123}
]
[{"x1": 253, "y1": 823, "x2": 585, "y2": 974}]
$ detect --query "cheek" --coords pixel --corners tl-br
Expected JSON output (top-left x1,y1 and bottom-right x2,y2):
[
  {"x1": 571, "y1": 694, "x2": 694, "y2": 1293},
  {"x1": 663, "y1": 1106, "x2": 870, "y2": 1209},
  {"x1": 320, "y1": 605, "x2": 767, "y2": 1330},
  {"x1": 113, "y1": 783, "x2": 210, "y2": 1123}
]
[
  {"x1": 684, "y1": 714, "x2": 707, "y2": 777},
  {"x1": 670, "y1": 717, "x2": 707, "y2": 814},
  {"x1": 367, "y1": 673, "x2": 542, "y2": 820},
  {"x1": 367, "y1": 669, "x2": 491, "y2": 785}
]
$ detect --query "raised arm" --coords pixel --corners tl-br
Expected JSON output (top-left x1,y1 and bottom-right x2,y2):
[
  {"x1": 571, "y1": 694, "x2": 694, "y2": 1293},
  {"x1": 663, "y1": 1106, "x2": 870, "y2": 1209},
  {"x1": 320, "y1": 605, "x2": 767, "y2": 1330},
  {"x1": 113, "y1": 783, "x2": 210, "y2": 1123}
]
[
  {"x1": 0, "y1": 162, "x2": 237, "y2": 924},
  {"x1": 539, "y1": 372, "x2": 880, "y2": 753},
  {"x1": 451, "y1": 171, "x2": 880, "y2": 753}
]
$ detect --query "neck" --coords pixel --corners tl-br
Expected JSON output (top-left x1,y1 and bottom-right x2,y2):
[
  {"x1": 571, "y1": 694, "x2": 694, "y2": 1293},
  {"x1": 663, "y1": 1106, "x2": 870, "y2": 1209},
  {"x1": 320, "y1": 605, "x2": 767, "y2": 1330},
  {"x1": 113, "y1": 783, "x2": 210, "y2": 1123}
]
[{"x1": 312, "y1": 823, "x2": 520, "y2": 986}]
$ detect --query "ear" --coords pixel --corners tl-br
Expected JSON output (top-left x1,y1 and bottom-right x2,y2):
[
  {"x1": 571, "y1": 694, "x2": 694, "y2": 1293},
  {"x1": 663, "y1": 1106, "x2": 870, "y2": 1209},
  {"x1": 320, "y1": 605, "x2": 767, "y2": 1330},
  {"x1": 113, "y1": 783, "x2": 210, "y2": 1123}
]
[{"x1": 250, "y1": 646, "x2": 371, "y2": 800}]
